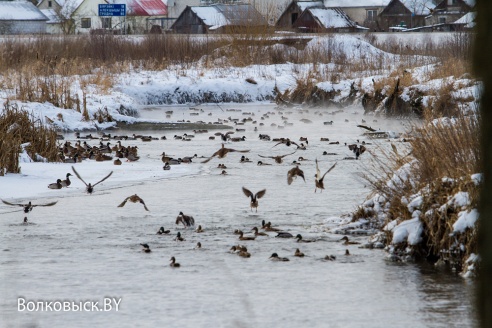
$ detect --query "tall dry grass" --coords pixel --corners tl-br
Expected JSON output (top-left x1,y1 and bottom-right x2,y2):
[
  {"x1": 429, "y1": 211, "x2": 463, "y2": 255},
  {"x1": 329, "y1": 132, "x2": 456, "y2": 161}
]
[
  {"x1": 0, "y1": 101, "x2": 60, "y2": 174},
  {"x1": 363, "y1": 112, "x2": 480, "y2": 268}
]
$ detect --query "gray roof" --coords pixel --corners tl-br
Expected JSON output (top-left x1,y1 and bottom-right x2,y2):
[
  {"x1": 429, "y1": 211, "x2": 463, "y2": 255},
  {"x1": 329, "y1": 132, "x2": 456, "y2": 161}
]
[{"x1": 0, "y1": 1, "x2": 48, "y2": 21}]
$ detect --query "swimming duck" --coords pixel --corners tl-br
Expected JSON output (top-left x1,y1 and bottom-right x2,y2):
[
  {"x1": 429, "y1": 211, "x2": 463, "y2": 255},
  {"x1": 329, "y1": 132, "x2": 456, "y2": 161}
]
[
  {"x1": 194, "y1": 242, "x2": 202, "y2": 249},
  {"x1": 169, "y1": 256, "x2": 180, "y2": 267},
  {"x1": 23, "y1": 217, "x2": 28, "y2": 224},
  {"x1": 340, "y1": 236, "x2": 360, "y2": 245},
  {"x1": 257, "y1": 161, "x2": 272, "y2": 166},
  {"x1": 263, "y1": 221, "x2": 281, "y2": 232},
  {"x1": 287, "y1": 166, "x2": 305, "y2": 185},
  {"x1": 345, "y1": 249, "x2": 351, "y2": 256},
  {"x1": 242, "y1": 187, "x2": 266, "y2": 212},
  {"x1": 238, "y1": 250, "x2": 251, "y2": 258},
  {"x1": 140, "y1": 243, "x2": 151, "y2": 253},
  {"x1": 60, "y1": 173, "x2": 72, "y2": 187},
  {"x1": 296, "y1": 234, "x2": 316, "y2": 243},
  {"x1": 315, "y1": 159, "x2": 337, "y2": 193},
  {"x1": 175, "y1": 232, "x2": 185, "y2": 241},
  {"x1": 251, "y1": 227, "x2": 268, "y2": 236},
  {"x1": 295, "y1": 248, "x2": 305, "y2": 257},
  {"x1": 270, "y1": 253, "x2": 289, "y2": 261},
  {"x1": 176, "y1": 212, "x2": 195, "y2": 227},
  {"x1": 71, "y1": 166, "x2": 113, "y2": 194},
  {"x1": 230, "y1": 245, "x2": 248, "y2": 253},
  {"x1": 258, "y1": 150, "x2": 296, "y2": 164},
  {"x1": 196, "y1": 225, "x2": 204, "y2": 233},
  {"x1": 238, "y1": 231, "x2": 256, "y2": 241},
  {"x1": 324, "y1": 255, "x2": 336, "y2": 261},
  {"x1": 276, "y1": 231, "x2": 294, "y2": 238},
  {"x1": 201, "y1": 144, "x2": 250, "y2": 163},
  {"x1": 217, "y1": 164, "x2": 227, "y2": 169},
  {"x1": 220, "y1": 170, "x2": 227, "y2": 175},
  {"x1": 114, "y1": 158, "x2": 122, "y2": 165},
  {"x1": 157, "y1": 227, "x2": 170, "y2": 235},
  {"x1": 2, "y1": 199, "x2": 57, "y2": 213},
  {"x1": 117, "y1": 194, "x2": 149, "y2": 211},
  {"x1": 240, "y1": 156, "x2": 252, "y2": 163},
  {"x1": 48, "y1": 179, "x2": 63, "y2": 189}
]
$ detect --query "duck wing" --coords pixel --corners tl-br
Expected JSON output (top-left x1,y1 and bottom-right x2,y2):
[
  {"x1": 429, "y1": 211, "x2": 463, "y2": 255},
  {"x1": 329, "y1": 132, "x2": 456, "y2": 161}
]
[
  {"x1": 33, "y1": 201, "x2": 58, "y2": 207},
  {"x1": 226, "y1": 147, "x2": 250, "y2": 153},
  {"x1": 117, "y1": 197, "x2": 129, "y2": 208},
  {"x1": 201, "y1": 148, "x2": 221, "y2": 163},
  {"x1": 320, "y1": 162, "x2": 337, "y2": 181},
  {"x1": 92, "y1": 171, "x2": 113, "y2": 187},
  {"x1": 1, "y1": 199, "x2": 25, "y2": 207},
  {"x1": 255, "y1": 189, "x2": 266, "y2": 199},
  {"x1": 138, "y1": 198, "x2": 149, "y2": 211},
  {"x1": 315, "y1": 158, "x2": 321, "y2": 180},
  {"x1": 258, "y1": 154, "x2": 274, "y2": 159},
  {"x1": 242, "y1": 187, "x2": 253, "y2": 198},
  {"x1": 280, "y1": 151, "x2": 297, "y2": 158},
  {"x1": 71, "y1": 166, "x2": 88, "y2": 186}
]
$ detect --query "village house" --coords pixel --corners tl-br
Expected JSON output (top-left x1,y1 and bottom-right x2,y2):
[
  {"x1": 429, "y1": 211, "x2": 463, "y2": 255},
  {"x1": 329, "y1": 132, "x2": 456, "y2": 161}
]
[
  {"x1": 0, "y1": 1, "x2": 48, "y2": 34},
  {"x1": 114, "y1": 0, "x2": 168, "y2": 34},
  {"x1": 323, "y1": 0, "x2": 391, "y2": 30},
  {"x1": 378, "y1": 0, "x2": 434, "y2": 31},
  {"x1": 292, "y1": 7, "x2": 364, "y2": 33},
  {"x1": 171, "y1": 3, "x2": 268, "y2": 34},
  {"x1": 425, "y1": 0, "x2": 474, "y2": 26},
  {"x1": 275, "y1": 1, "x2": 323, "y2": 30}
]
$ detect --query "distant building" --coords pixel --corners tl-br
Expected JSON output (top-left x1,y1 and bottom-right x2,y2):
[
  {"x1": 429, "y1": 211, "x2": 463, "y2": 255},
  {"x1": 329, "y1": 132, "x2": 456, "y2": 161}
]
[
  {"x1": 378, "y1": 0, "x2": 433, "y2": 30},
  {"x1": 275, "y1": 1, "x2": 323, "y2": 30},
  {"x1": 425, "y1": 0, "x2": 474, "y2": 26},
  {"x1": 323, "y1": 0, "x2": 391, "y2": 30},
  {"x1": 292, "y1": 7, "x2": 365, "y2": 33},
  {"x1": 115, "y1": 0, "x2": 168, "y2": 34},
  {"x1": 0, "y1": 1, "x2": 48, "y2": 34},
  {"x1": 171, "y1": 3, "x2": 268, "y2": 34}
]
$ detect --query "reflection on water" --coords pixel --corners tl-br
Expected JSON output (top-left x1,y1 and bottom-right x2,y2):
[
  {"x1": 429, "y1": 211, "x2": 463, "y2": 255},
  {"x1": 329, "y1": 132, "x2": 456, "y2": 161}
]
[{"x1": 0, "y1": 103, "x2": 476, "y2": 328}]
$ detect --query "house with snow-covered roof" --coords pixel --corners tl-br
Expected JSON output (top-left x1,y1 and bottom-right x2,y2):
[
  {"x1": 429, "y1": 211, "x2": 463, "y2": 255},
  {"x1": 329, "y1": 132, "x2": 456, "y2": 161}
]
[
  {"x1": 0, "y1": 1, "x2": 48, "y2": 34},
  {"x1": 37, "y1": 0, "x2": 114, "y2": 34},
  {"x1": 275, "y1": 1, "x2": 324, "y2": 30},
  {"x1": 425, "y1": 0, "x2": 474, "y2": 26},
  {"x1": 292, "y1": 7, "x2": 366, "y2": 33},
  {"x1": 378, "y1": 0, "x2": 434, "y2": 31},
  {"x1": 113, "y1": 0, "x2": 168, "y2": 34},
  {"x1": 323, "y1": 0, "x2": 391, "y2": 30},
  {"x1": 171, "y1": 3, "x2": 268, "y2": 34}
]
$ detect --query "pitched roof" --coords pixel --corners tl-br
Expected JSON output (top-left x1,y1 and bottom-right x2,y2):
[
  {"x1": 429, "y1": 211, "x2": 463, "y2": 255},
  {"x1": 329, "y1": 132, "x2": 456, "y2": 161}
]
[
  {"x1": 40, "y1": 9, "x2": 63, "y2": 23},
  {"x1": 324, "y1": 0, "x2": 391, "y2": 7},
  {"x1": 306, "y1": 7, "x2": 357, "y2": 28},
  {"x1": 125, "y1": 0, "x2": 168, "y2": 16},
  {"x1": 453, "y1": 11, "x2": 476, "y2": 27},
  {"x1": 400, "y1": 0, "x2": 435, "y2": 15},
  {"x1": 190, "y1": 4, "x2": 267, "y2": 30},
  {"x1": 297, "y1": 1, "x2": 324, "y2": 11},
  {"x1": 0, "y1": 1, "x2": 48, "y2": 20}
]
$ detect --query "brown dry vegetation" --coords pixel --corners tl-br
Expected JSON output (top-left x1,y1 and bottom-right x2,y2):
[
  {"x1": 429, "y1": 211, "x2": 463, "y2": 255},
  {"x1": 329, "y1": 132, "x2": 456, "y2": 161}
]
[
  {"x1": 0, "y1": 101, "x2": 59, "y2": 174},
  {"x1": 362, "y1": 112, "x2": 480, "y2": 270}
]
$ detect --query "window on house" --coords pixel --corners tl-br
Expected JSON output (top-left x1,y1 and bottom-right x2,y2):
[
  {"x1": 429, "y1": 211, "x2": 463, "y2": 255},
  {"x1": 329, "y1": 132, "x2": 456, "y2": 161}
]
[
  {"x1": 291, "y1": 13, "x2": 298, "y2": 25},
  {"x1": 48, "y1": 0, "x2": 52, "y2": 7},
  {"x1": 438, "y1": 17, "x2": 446, "y2": 24},
  {"x1": 367, "y1": 10, "x2": 378, "y2": 22},
  {"x1": 81, "y1": 18, "x2": 91, "y2": 29},
  {"x1": 101, "y1": 17, "x2": 112, "y2": 29}
]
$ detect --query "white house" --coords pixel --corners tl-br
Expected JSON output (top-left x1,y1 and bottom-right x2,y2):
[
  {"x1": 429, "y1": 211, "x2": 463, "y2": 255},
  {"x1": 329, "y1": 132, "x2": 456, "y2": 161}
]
[
  {"x1": 0, "y1": 1, "x2": 48, "y2": 34},
  {"x1": 324, "y1": 0, "x2": 391, "y2": 29}
]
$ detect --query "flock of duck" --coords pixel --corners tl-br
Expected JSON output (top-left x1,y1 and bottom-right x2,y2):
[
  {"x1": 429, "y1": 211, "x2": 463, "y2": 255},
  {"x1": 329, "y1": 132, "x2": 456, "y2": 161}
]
[{"x1": 2, "y1": 105, "x2": 385, "y2": 268}]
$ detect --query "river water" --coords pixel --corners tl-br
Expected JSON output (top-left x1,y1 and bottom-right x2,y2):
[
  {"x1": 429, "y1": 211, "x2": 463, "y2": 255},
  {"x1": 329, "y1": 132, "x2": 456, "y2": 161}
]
[{"x1": 0, "y1": 103, "x2": 477, "y2": 327}]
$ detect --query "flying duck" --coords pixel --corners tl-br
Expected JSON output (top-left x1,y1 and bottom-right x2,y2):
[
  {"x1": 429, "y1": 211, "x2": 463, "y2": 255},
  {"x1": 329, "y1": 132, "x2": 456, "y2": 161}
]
[
  {"x1": 242, "y1": 187, "x2": 266, "y2": 212},
  {"x1": 71, "y1": 166, "x2": 113, "y2": 194},
  {"x1": 315, "y1": 159, "x2": 337, "y2": 193},
  {"x1": 117, "y1": 194, "x2": 149, "y2": 211},
  {"x1": 258, "y1": 150, "x2": 296, "y2": 164},
  {"x1": 287, "y1": 166, "x2": 305, "y2": 185},
  {"x1": 1, "y1": 199, "x2": 57, "y2": 213},
  {"x1": 201, "y1": 144, "x2": 250, "y2": 163},
  {"x1": 176, "y1": 212, "x2": 195, "y2": 227}
]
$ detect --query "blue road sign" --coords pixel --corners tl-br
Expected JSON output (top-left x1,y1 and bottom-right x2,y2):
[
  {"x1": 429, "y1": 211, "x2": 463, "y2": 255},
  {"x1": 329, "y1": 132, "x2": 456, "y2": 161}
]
[{"x1": 98, "y1": 4, "x2": 126, "y2": 17}]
